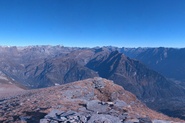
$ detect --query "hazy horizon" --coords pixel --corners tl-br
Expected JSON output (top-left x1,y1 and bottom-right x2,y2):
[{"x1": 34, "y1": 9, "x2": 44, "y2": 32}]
[{"x1": 0, "y1": 44, "x2": 184, "y2": 49}]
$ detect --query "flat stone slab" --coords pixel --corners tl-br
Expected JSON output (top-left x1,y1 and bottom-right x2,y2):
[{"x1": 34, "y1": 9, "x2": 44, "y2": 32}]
[
  {"x1": 88, "y1": 114, "x2": 122, "y2": 123},
  {"x1": 86, "y1": 100, "x2": 109, "y2": 113}
]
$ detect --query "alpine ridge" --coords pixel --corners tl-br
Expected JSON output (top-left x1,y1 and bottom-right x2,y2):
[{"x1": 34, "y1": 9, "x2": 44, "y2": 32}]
[
  {"x1": 0, "y1": 78, "x2": 183, "y2": 123},
  {"x1": 0, "y1": 46, "x2": 185, "y2": 119}
]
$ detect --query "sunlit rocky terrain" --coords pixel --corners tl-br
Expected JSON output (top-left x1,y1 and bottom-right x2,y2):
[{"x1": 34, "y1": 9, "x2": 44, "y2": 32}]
[
  {"x1": 0, "y1": 78, "x2": 183, "y2": 123},
  {"x1": 1, "y1": 45, "x2": 185, "y2": 122}
]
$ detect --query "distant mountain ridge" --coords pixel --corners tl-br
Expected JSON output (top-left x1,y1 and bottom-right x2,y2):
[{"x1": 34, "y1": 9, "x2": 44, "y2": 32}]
[
  {"x1": 0, "y1": 45, "x2": 185, "y2": 119},
  {"x1": 119, "y1": 47, "x2": 185, "y2": 83},
  {"x1": 87, "y1": 50, "x2": 184, "y2": 99}
]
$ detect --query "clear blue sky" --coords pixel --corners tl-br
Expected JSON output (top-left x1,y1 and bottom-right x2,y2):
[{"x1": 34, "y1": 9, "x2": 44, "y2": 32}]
[{"x1": 0, "y1": 0, "x2": 185, "y2": 47}]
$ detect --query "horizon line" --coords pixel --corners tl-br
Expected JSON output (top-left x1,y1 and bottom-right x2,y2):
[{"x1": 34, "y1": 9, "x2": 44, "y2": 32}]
[{"x1": 0, "y1": 45, "x2": 184, "y2": 49}]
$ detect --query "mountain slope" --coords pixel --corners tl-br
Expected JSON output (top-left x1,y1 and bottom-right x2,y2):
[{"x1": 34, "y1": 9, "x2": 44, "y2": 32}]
[
  {"x1": 0, "y1": 46, "x2": 97, "y2": 88},
  {"x1": 86, "y1": 50, "x2": 185, "y2": 99},
  {"x1": 0, "y1": 70, "x2": 25, "y2": 98},
  {"x1": 0, "y1": 78, "x2": 182, "y2": 123},
  {"x1": 120, "y1": 47, "x2": 185, "y2": 82},
  {"x1": 86, "y1": 50, "x2": 185, "y2": 119},
  {"x1": 0, "y1": 46, "x2": 185, "y2": 119}
]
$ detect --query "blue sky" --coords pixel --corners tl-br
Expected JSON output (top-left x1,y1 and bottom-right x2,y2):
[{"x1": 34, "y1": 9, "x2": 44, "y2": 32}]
[{"x1": 0, "y1": 0, "x2": 185, "y2": 47}]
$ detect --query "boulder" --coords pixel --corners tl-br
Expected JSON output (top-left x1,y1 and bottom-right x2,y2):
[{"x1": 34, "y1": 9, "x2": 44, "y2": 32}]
[{"x1": 86, "y1": 100, "x2": 109, "y2": 113}]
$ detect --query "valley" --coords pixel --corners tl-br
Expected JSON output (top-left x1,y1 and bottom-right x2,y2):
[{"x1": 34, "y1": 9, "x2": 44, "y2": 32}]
[{"x1": 0, "y1": 46, "x2": 185, "y2": 122}]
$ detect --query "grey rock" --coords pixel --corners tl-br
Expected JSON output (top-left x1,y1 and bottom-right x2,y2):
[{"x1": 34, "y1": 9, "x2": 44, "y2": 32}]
[
  {"x1": 19, "y1": 116, "x2": 31, "y2": 122},
  {"x1": 93, "y1": 78, "x2": 105, "y2": 89},
  {"x1": 83, "y1": 92, "x2": 94, "y2": 100},
  {"x1": 45, "y1": 109, "x2": 64, "y2": 118},
  {"x1": 114, "y1": 99, "x2": 128, "y2": 108},
  {"x1": 40, "y1": 119, "x2": 49, "y2": 123},
  {"x1": 124, "y1": 119, "x2": 140, "y2": 123},
  {"x1": 88, "y1": 114, "x2": 122, "y2": 123},
  {"x1": 41, "y1": 110, "x2": 88, "y2": 123},
  {"x1": 60, "y1": 110, "x2": 77, "y2": 117},
  {"x1": 108, "y1": 109, "x2": 119, "y2": 116},
  {"x1": 79, "y1": 115, "x2": 87, "y2": 123},
  {"x1": 152, "y1": 120, "x2": 172, "y2": 123},
  {"x1": 78, "y1": 107, "x2": 87, "y2": 112},
  {"x1": 124, "y1": 121, "x2": 135, "y2": 123},
  {"x1": 86, "y1": 100, "x2": 109, "y2": 113},
  {"x1": 118, "y1": 113, "x2": 127, "y2": 120},
  {"x1": 139, "y1": 117, "x2": 152, "y2": 123},
  {"x1": 49, "y1": 120, "x2": 58, "y2": 123}
]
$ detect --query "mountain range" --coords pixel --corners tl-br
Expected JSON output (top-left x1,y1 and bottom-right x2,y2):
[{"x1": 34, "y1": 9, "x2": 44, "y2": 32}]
[{"x1": 0, "y1": 45, "x2": 185, "y2": 121}]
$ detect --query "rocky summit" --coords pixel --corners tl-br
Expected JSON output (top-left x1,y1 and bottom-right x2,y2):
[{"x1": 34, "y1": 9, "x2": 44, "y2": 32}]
[{"x1": 0, "y1": 78, "x2": 183, "y2": 123}]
